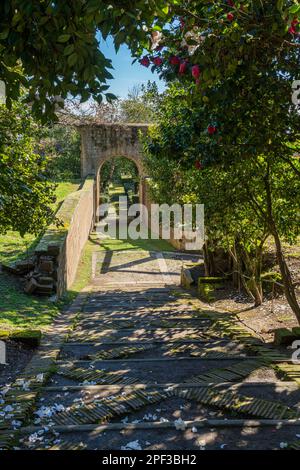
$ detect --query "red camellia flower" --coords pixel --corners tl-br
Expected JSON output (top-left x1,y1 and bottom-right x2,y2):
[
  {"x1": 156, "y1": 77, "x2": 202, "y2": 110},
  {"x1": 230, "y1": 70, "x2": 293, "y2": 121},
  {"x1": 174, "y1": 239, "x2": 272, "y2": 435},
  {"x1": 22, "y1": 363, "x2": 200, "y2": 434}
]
[
  {"x1": 169, "y1": 55, "x2": 180, "y2": 66},
  {"x1": 152, "y1": 57, "x2": 163, "y2": 66},
  {"x1": 227, "y1": 0, "x2": 235, "y2": 6},
  {"x1": 179, "y1": 61, "x2": 188, "y2": 74},
  {"x1": 180, "y1": 17, "x2": 185, "y2": 29},
  {"x1": 191, "y1": 65, "x2": 201, "y2": 80},
  {"x1": 288, "y1": 19, "x2": 298, "y2": 35},
  {"x1": 207, "y1": 125, "x2": 217, "y2": 135},
  {"x1": 140, "y1": 56, "x2": 150, "y2": 67},
  {"x1": 227, "y1": 12, "x2": 234, "y2": 21},
  {"x1": 194, "y1": 160, "x2": 202, "y2": 170}
]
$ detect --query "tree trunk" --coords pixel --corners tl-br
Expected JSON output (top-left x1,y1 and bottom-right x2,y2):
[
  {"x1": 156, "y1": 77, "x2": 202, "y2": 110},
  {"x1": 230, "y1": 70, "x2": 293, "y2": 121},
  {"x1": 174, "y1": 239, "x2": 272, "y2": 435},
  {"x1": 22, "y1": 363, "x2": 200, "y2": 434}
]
[
  {"x1": 264, "y1": 167, "x2": 300, "y2": 324},
  {"x1": 234, "y1": 240, "x2": 263, "y2": 306},
  {"x1": 272, "y1": 228, "x2": 300, "y2": 323}
]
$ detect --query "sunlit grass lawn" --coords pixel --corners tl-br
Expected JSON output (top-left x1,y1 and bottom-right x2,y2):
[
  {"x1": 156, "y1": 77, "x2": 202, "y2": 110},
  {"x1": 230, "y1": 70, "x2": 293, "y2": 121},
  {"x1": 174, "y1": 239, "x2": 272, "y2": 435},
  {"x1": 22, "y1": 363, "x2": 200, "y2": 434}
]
[
  {"x1": 0, "y1": 181, "x2": 80, "y2": 331},
  {"x1": 0, "y1": 180, "x2": 176, "y2": 332},
  {"x1": 96, "y1": 235, "x2": 175, "y2": 253}
]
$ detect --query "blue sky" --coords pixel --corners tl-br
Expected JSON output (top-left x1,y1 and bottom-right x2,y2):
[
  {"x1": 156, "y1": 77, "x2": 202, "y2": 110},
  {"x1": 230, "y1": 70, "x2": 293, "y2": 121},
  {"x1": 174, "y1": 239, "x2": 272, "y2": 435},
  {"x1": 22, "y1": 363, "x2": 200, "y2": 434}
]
[{"x1": 99, "y1": 36, "x2": 166, "y2": 99}]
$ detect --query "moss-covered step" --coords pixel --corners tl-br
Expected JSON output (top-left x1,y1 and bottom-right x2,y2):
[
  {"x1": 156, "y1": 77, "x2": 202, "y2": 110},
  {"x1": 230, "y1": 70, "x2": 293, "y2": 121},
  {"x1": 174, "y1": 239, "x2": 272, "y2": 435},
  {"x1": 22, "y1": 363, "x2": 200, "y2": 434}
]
[
  {"x1": 1, "y1": 329, "x2": 42, "y2": 347},
  {"x1": 273, "y1": 328, "x2": 300, "y2": 346},
  {"x1": 198, "y1": 277, "x2": 225, "y2": 302},
  {"x1": 0, "y1": 330, "x2": 10, "y2": 340}
]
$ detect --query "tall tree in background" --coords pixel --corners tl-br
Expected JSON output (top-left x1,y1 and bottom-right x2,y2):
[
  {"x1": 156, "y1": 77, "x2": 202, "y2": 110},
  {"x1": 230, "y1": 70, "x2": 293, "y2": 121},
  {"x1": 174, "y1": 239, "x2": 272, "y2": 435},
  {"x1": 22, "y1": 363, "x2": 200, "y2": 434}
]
[{"x1": 121, "y1": 81, "x2": 161, "y2": 122}]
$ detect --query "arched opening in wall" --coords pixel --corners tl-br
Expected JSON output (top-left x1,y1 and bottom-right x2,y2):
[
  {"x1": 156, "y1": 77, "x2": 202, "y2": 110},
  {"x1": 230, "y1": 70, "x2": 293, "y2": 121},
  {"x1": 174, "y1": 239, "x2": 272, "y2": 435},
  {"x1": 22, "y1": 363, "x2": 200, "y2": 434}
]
[{"x1": 99, "y1": 156, "x2": 140, "y2": 208}]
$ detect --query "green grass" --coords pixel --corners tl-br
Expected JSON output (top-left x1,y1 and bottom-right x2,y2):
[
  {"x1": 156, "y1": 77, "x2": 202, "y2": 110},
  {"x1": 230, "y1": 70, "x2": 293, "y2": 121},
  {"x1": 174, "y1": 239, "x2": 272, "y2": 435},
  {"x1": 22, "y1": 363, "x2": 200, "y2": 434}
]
[
  {"x1": 0, "y1": 180, "x2": 175, "y2": 332},
  {"x1": 96, "y1": 234, "x2": 175, "y2": 252},
  {"x1": 53, "y1": 180, "x2": 81, "y2": 211},
  {"x1": 0, "y1": 180, "x2": 80, "y2": 332},
  {"x1": 0, "y1": 273, "x2": 63, "y2": 331},
  {"x1": 0, "y1": 181, "x2": 80, "y2": 265}
]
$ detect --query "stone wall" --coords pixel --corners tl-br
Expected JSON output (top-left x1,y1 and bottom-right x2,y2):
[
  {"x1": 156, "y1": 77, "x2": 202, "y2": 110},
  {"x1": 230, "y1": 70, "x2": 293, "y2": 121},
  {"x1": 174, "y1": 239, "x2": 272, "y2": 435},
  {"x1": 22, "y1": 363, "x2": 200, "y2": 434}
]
[
  {"x1": 25, "y1": 177, "x2": 95, "y2": 298},
  {"x1": 79, "y1": 123, "x2": 149, "y2": 178}
]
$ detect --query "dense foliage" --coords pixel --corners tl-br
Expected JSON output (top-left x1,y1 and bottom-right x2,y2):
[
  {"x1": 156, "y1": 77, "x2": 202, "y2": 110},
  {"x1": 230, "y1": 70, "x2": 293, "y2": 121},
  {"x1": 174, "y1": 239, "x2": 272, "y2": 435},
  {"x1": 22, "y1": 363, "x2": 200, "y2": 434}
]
[
  {"x1": 140, "y1": 1, "x2": 300, "y2": 166},
  {"x1": 40, "y1": 126, "x2": 81, "y2": 181},
  {"x1": 0, "y1": 1, "x2": 173, "y2": 121},
  {"x1": 140, "y1": 1, "x2": 300, "y2": 321},
  {"x1": 144, "y1": 84, "x2": 300, "y2": 317},
  {"x1": 120, "y1": 81, "x2": 162, "y2": 123},
  {"x1": 0, "y1": 101, "x2": 55, "y2": 236}
]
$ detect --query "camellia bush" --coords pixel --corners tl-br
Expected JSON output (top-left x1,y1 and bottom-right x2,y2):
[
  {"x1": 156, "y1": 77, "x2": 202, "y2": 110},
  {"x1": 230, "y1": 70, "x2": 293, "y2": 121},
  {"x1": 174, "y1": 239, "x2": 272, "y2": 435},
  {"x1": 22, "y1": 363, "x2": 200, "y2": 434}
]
[
  {"x1": 140, "y1": 1, "x2": 300, "y2": 320},
  {"x1": 139, "y1": 1, "x2": 299, "y2": 164},
  {"x1": 144, "y1": 83, "x2": 300, "y2": 320}
]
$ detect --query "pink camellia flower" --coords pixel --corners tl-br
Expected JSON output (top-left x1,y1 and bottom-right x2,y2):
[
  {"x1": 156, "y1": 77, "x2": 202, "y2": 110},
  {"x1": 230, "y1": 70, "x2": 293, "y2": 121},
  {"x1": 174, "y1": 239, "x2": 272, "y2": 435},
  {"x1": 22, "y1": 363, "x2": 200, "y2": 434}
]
[
  {"x1": 207, "y1": 125, "x2": 217, "y2": 135},
  {"x1": 152, "y1": 57, "x2": 163, "y2": 66},
  {"x1": 227, "y1": 12, "x2": 234, "y2": 21},
  {"x1": 192, "y1": 65, "x2": 201, "y2": 80},
  {"x1": 140, "y1": 56, "x2": 150, "y2": 67},
  {"x1": 169, "y1": 55, "x2": 180, "y2": 66},
  {"x1": 179, "y1": 61, "x2": 188, "y2": 74}
]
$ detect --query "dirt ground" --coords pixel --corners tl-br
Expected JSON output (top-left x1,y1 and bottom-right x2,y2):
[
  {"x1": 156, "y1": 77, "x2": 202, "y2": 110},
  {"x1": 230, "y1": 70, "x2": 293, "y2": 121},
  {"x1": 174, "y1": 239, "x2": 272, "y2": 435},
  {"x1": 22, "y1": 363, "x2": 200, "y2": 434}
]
[{"x1": 206, "y1": 245, "x2": 300, "y2": 343}]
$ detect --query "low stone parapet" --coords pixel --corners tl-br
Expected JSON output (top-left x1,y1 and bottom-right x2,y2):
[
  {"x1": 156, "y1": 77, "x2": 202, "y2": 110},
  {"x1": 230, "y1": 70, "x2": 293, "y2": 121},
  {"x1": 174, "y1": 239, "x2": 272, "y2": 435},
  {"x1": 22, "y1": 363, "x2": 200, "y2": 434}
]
[{"x1": 24, "y1": 176, "x2": 95, "y2": 298}]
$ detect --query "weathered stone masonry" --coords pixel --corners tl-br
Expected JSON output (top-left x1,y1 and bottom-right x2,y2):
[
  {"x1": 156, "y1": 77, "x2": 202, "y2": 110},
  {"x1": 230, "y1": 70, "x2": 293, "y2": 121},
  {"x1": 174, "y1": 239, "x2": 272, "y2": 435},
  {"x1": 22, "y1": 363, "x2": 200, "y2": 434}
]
[
  {"x1": 22, "y1": 124, "x2": 152, "y2": 298},
  {"x1": 79, "y1": 123, "x2": 151, "y2": 216}
]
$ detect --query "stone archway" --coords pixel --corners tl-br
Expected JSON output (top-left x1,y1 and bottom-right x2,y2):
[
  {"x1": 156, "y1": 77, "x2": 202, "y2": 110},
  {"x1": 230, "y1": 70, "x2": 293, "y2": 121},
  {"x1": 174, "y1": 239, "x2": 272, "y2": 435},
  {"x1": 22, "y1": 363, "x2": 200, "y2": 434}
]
[{"x1": 78, "y1": 123, "x2": 151, "y2": 222}]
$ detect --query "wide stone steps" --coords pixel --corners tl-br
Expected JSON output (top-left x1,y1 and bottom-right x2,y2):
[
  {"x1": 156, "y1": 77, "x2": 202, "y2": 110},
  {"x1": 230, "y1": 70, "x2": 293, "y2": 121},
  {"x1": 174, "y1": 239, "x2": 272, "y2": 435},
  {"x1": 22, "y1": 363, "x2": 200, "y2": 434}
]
[{"x1": 7, "y1": 253, "x2": 300, "y2": 450}]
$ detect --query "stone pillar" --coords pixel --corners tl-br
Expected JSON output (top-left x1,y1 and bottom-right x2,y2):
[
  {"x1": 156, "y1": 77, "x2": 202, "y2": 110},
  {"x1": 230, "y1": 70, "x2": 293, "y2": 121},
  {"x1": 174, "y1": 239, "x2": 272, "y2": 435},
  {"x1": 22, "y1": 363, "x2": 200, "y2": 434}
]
[{"x1": 80, "y1": 128, "x2": 95, "y2": 178}]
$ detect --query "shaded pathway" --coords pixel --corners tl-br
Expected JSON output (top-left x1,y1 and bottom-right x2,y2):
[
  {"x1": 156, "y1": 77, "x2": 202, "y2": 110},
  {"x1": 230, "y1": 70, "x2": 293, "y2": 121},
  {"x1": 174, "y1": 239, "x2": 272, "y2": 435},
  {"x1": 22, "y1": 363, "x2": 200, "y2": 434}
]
[{"x1": 2, "y1": 247, "x2": 300, "y2": 450}]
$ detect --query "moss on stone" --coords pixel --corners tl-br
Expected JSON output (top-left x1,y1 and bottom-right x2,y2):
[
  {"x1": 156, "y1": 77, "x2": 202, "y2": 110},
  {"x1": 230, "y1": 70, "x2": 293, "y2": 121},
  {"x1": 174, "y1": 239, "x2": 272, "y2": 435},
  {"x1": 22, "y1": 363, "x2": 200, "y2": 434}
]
[
  {"x1": 10, "y1": 329, "x2": 42, "y2": 348},
  {"x1": 0, "y1": 330, "x2": 10, "y2": 340},
  {"x1": 273, "y1": 328, "x2": 297, "y2": 346},
  {"x1": 198, "y1": 276, "x2": 224, "y2": 284}
]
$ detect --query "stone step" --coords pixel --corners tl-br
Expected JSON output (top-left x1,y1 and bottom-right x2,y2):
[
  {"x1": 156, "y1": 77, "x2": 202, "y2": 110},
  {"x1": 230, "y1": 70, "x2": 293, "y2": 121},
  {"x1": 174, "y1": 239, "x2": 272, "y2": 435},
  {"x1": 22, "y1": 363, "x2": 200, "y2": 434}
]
[
  {"x1": 74, "y1": 319, "x2": 211, "y2": 329},
  {"x1": 43, "y1": 381, "x2": 299, "y2": 392},
  {"x1": 19, "y1": 418, "x2": 300, "y2": 435},
  {"x1": 55, "y1": 355, "x2": 261, "y2": 365}
]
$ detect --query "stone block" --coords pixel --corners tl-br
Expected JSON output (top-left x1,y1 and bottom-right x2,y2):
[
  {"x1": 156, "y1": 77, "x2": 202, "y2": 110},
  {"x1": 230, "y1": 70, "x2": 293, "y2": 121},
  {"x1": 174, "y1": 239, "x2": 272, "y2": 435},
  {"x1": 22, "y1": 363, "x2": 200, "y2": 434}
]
[
  {"x1": 180, "y1": 267, "x2": 194, "y2": 289},
  {"x1": 24, "y1": 277, "x2": 38, "y2": 294},
  {"x1": 273, "y1": 328, "x2": 298, "y2": 346},
  {"x1": 47, "y1": 244, "x2": 60, "y2": 257},
  {"x1": 38, "y1": 276, "x2": 55, "y2": 286},
  {"x1": 38, "y1": 258, "x2": 54, "y2": 273},
  {"x1": 10, "y1": 329, "x2": 42, "y2": 348},
  {"x1": 35, "y1": 283, "x2": 54, "y2": 295}
]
